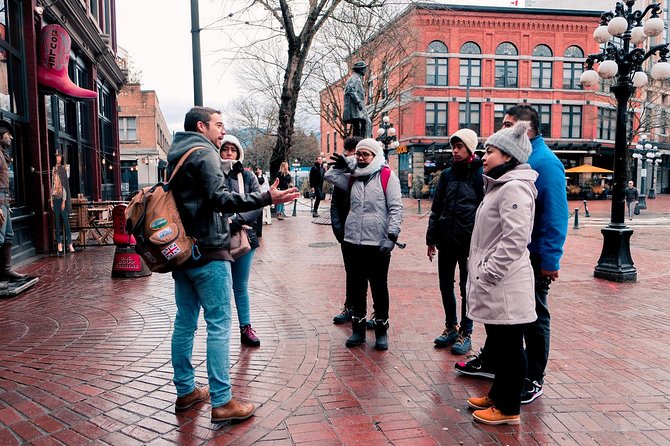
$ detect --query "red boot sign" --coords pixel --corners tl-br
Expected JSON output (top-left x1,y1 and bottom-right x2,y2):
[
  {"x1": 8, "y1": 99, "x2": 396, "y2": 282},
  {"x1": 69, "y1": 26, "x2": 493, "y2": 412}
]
[{"x1": 37, "y1": 24, "x2": 97, "y2": 99}]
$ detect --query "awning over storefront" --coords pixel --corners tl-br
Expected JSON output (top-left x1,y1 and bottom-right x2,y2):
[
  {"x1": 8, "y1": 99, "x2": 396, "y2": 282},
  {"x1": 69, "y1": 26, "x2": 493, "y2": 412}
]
[{"x1": 565, "y1": 165, "x2": 613, "y2": 174}]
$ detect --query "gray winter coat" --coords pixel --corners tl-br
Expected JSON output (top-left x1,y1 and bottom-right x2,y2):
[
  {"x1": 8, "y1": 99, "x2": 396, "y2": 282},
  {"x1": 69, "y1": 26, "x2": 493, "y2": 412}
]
[
  {"x1": 466, "y1": 164, "x2": 539, "y2": 325},
  {"x1": 325, "y1": 166, "x2": 403, "y2": 246}
]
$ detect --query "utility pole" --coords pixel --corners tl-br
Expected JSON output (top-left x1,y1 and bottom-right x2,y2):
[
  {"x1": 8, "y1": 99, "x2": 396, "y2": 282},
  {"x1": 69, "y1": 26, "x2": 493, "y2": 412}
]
[{"x1": 190, "y1": 0, "x2": 203, "y2": 106}]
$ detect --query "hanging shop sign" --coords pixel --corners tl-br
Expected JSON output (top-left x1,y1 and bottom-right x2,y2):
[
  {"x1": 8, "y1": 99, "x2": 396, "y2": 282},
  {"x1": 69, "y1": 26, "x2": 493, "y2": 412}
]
[{"x1": 37, "y1": 24, "x2": 97, "y2": 99}]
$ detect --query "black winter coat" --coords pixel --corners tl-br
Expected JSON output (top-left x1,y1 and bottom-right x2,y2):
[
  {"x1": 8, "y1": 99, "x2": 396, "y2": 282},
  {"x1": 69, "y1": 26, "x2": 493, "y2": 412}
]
[{"x1": 426, "y1": 158, "x2": 484, "y2": 253}]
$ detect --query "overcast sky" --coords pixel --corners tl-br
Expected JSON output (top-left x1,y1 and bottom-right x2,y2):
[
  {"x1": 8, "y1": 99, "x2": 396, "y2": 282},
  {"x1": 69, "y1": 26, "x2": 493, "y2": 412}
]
[{"x1": 116, "y1": 0, "x2": 239, "y2": 133}]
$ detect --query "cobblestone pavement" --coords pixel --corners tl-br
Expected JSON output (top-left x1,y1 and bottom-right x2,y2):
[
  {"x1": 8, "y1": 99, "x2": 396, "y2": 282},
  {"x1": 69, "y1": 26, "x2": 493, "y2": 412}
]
[{"x1": 1, "y1": 195, "x2": 670, "y2": 445}]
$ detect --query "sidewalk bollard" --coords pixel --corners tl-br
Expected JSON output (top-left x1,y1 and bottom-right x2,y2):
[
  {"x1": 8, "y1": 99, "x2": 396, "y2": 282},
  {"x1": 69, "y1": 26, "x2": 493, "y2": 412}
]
[
  {"x1": 417, "y1": 198, "x2": 421, "y2": 214},
  {"x1": 573, "y1": 208, "x2": 579, "y2": 230},
  {"x1": 583, "y1": 200, "x2": 590, "y2": 218},
  {"x1": 292, "y1": 198, "x2": 298, "y2": 217}
]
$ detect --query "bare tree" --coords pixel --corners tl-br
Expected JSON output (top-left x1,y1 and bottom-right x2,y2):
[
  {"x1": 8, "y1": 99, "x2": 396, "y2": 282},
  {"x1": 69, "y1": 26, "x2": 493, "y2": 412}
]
[{"x1": 213, "y1": 0, "x2": 389, "y2": 179}]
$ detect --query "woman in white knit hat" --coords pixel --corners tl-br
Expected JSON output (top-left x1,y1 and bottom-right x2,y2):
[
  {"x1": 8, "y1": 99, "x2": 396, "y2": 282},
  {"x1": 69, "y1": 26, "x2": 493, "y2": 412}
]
[
  {"x1": 220, "y1": 134, "x2": 262, "y2": 347},
  {"x1": 464, "y1": 121, "x2": 538, "y2": 425}
]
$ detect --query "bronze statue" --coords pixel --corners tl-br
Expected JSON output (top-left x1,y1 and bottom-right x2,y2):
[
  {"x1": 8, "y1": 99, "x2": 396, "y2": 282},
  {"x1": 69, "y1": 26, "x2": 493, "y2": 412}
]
[{"x1": 343, "y1": 61, "x2": 369, "y2": 137}]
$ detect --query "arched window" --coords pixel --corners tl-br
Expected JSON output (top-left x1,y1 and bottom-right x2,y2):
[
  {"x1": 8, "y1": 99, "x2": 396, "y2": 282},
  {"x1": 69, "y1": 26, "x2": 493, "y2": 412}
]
[
  {"x1": 426, "y1": 41, "x2": 448, "y2": 86},
  {"x1": 427, "y1": 40, "x2": 448, "y2": 53},
  {"x1": 495, "y1": 42, "x2": 518, "y2": 56},
  {"x1": 563, "y1": 45, "x2": 585, "y2": 89},
  {"x1": 460, "y1": 41, "x2": 481, "y2": 87},
  {"x1": 532, "y1": 44, "x2": 553, "y2": 89},
  {"x1": 495, "y1": 42, "x2": 518, "y2": 87}
]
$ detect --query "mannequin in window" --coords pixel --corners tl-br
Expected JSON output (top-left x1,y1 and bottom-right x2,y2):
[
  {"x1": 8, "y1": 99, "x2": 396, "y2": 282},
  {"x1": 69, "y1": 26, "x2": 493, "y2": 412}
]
[{"x1": 51, "y1": 151, "x2": 74, "y2": 255}]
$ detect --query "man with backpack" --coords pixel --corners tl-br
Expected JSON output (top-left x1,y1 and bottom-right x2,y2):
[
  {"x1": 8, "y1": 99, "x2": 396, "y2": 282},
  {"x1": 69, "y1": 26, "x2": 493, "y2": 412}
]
[
  {"x1": 325, "y1": 138, "x2": 403, "y2": 351},
  {"x1": 166, "y1": 107, "x2": 298, "y2": 423},
  {"x1": 426, "y1": 128, "x2": 483, "y2": 356}
]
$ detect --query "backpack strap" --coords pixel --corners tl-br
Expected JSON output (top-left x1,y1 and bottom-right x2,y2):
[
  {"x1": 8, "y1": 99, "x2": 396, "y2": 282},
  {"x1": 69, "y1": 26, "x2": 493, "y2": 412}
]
[
  {"x1": 167, "y1": 147, "x2": 206, "y2": 184},
  {"x1": 380, "y1": 165, "x2": 391, "y2": 193}
]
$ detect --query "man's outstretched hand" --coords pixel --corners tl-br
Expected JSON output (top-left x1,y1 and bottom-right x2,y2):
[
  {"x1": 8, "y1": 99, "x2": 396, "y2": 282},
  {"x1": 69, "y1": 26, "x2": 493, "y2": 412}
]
[{"x1": 269, "y1": 179, "x2": 300, "y2": 204}]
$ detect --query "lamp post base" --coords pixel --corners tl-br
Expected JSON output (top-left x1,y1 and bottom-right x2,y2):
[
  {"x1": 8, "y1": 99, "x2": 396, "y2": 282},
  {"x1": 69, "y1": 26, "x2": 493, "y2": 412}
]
[
  {"x1": 594, "y1": 226, "x2": 637, "y2": 282},
  {"x1": 638, "y1": 195, "x2": 648, "y2": 209},
  {"x1": 648, "y1": 188, "x2": 656, "y2": 199}
]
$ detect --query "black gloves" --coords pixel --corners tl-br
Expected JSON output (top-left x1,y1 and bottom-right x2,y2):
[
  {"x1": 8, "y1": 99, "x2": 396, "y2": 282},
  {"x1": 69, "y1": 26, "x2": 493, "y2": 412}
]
[
  {"x1": 329, "y1": 152, "x2": 350, "y2": 170},
  {"x1": 380, "y1": 234, "x2": 398, "y2": 254}
]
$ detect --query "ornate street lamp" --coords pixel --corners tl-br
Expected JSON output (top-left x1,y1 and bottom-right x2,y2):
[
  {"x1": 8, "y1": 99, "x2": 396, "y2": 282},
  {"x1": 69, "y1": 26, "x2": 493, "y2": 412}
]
[
  {"x1": 580, "y1": 0, "x2": 670, "y2": 282},
  {"x1": 376, "y1": 115, "x2": 399, "y2": 158},
  {"x1": 631, "y1": 134, "x2": 659, "y2": 203}
]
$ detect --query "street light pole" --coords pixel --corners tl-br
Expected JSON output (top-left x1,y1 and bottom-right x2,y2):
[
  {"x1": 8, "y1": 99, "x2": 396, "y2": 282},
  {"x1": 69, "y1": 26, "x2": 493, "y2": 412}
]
[
  {"x1": 580, "y1": 0, "x2": 670, "y2": 282},
  {"x1": 376, "y1": 115, "x2": 399, "y2": 159},
  {"x1": 190, "y1": 0, "x2": 203, "y2": 106},
  {"x1": 631, "y1": 134, "x2": 659, "y2": 206}
]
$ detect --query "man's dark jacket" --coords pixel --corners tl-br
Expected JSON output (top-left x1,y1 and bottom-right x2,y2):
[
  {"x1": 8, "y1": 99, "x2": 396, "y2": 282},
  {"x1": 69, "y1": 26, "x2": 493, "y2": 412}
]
[
  {"x1": 167, "y1": 132, "x2": 271, "y2": 259},
  {"x1": 310, "y1": 162, "x2": 324, "y2": 193},
  {"x1": 330, "y1": 186, "x2": 349, "y2": 243},
  {"x1": 426, "y1": 157, "x2": 484, "y2": 253}
]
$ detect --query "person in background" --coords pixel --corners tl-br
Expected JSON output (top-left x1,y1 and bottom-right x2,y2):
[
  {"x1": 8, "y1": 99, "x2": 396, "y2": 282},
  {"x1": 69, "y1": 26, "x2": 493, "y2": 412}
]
[
  {"x1": 465, "y1": 121, "x2": 538, "y2": 426},
  {"x1": 331, "y1": 136, "x2": 362, "y2": 325},
  {"x1": 310, "y1": 154, "x2": 325, "y2": 218},
  {"x1": 325, "y1": 138, "x2": 403, "y2": 351},
  {"x1": 256, "y1": 167, "x2": 271, "y2": 230},
  {"x1": 220, "y1": 134, "x2": 262, "y2": 347},
  {"x1": 0, "y1": 120, "x2": 26, "y2": 282},
  {"x1": 275, "y1": 162, "x2": 292, "y2": 220},
  {"x1": 51, "y1": 151, "x2": 75, "y2": 256},
  {"x1": 625, "y1": 180, "x2": 639, "y2": 220},
  {"x1": 426, "y1": 128, "x2": 483, "y2": 355}
]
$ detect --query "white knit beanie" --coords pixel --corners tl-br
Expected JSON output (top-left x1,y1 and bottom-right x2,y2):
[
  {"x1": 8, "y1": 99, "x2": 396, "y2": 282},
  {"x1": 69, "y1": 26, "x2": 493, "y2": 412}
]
[
  {"x1": 356, "y1": 138, "x2": 384, "y2": 159},
  {"x1": 450, "y1": 128, "x2": 478, "y2": 154},
  {"x1": 353, "y1": 138, "x2": 386, "y2": 177},
  {"x1": 484, "y1": 121, "x2": 532, "y2": 163}
]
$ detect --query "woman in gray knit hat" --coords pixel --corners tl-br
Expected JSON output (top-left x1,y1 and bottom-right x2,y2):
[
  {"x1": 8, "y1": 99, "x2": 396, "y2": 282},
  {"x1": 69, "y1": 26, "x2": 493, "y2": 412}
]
[{"x1": 464, "y1": 121, "x2": 539, "y2": 425}]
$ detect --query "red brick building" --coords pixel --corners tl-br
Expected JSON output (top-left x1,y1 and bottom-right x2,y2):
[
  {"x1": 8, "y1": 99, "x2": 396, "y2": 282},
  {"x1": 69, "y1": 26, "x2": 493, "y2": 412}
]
[
  {"x1": 117, "y1": 83, "x2": 172, "y2": 194},
  {"x1": 1, "y1": 0, "x2": 125, "y2": 258},
  {"x1": 320, "y1": 4, "x2": 626, "y2": 196}
]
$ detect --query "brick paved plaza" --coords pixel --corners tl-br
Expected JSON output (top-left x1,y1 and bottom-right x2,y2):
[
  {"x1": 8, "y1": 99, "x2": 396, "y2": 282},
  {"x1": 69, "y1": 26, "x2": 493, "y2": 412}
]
[{"x1": 1, "y1": 196, "x2": 670, "y2": 445}]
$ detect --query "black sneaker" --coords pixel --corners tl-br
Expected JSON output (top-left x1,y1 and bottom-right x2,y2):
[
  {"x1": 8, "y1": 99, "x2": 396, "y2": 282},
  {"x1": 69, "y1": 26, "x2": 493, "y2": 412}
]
[
  {"x1": 454, "y1": 350, "x2": 495, "y2": 379},
  {"x1": 521, "y1": 379, "x2": 543, "y2": 404},
  {"x1": 333, "y1": 306, "x2": 354, "y2": 325}
]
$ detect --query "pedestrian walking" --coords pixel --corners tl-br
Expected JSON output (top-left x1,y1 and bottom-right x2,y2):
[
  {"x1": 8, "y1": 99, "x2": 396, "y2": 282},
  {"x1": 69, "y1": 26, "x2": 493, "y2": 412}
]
[
  {"x1": 426, "y1": 128, "x2": 483, "y2": 355},
  {"x1": 310, "y1": 154, "x2": 325, "y2": 218},
  {"x1": 51, "y1": 150, "x2": 75, "y2": 256},
  {"x1": 331, "y1": 136, "x2": 362, "y2": 325},
  {"x1": 167, "y1": 107, "x2": 298, "y2": 423},
  {"x1": 465, "y1": 120, "x2": 538, "y2": 426},
  {"x1": 220, "y1": 134, "x2": 262, "y2": 347},
  {"x1": 325, "y1": 138, "x2": 403, "y2": 351},
  {"x1": 256, "y1": 167, "x2": 272, "y2": 227},
  {"x1": 625, "y1": 180, "x2": 639, "y2": 220}
]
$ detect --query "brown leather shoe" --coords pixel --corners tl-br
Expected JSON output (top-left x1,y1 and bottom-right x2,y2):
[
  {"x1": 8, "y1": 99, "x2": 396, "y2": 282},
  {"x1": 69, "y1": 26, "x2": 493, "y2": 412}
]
[
  {"x1": 175, "y1": 385, "x2": 210, "y2": 410},
  {"x1": 211, "y1": 398, "x2": 256, "y2": 422}
]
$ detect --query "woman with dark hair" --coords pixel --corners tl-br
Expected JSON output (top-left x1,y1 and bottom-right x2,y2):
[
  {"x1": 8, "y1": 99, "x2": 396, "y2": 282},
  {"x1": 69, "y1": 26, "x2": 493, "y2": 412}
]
[
  {"x1": 465, "y1": 121, "x2": 538, "y2": 425},
  {"x1": 51, "y1": 151, "x2": 74, "y2": 255},
  {"x1": 220, "y1": 135, "x2": 262, "y2": 347}
]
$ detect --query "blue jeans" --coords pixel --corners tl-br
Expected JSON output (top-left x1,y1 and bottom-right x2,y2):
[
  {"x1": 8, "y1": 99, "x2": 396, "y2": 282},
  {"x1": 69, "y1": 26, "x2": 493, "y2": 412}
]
[
  {"x1": 0, "y1": 202, "x2": 13, "y2": 244},
  {"x1": 231, "y1": 248, "x2": 256, "y2": 327},
  {"x1": 276, "y1": 203, "x2": 284, "y2": 214},
  {"x1": 53, "y1": 198, "x2": 72, "y2": 244},
  {"x1": 437, "y1": 247, "x2": 473, "y2": 335},
  {"x1": 171, "y1": 260, "x2": 233, "y2": 408}
]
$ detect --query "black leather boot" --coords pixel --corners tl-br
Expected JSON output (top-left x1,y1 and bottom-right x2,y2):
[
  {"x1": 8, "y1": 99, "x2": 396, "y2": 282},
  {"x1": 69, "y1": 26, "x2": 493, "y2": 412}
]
[
  {"x1": 1, "y1": 243, "x2": 25, "y2": 281},
  {"x1": 345, "y1": 317, "x2": 366, "y2": 347},
  {"x1": 374, "y1": 319, "x2": 389, "y2": 351}
]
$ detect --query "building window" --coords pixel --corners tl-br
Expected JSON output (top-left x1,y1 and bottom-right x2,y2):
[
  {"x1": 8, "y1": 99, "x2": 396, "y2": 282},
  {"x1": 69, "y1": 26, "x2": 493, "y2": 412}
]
[
  {"x1": 597, "y1": 107, "x2": 616, "y2": 140},
  {"x1": 459, "y1": 41, "x2": 481, "y2": 87},
  {"x1": 426, "y1": 41, "x2": 448, "y2": 86},
  {"x1": 425, "y1": 102, "x2": 448, "y2": 136},
  {"x1": 459, "y1": 102, "x2": 480, "y2": 135},
  {"x1": 494, "y1": 104, "x2": 513, "y2": 132},
  {"x1": 119, "y1": 117, "x2": 137, "y2": 142},
  {"x1": 495, "y1": 42, "x2": 518, "y2": 88},
  {"x1": 562, "y1": 105, "x2": 582, "y2": 138},
  {"x1": 531, "y1": 45, "x2": 553, "y2": 89},
  {"x1": 563, "y1": 45, "x2": 584, "y2": 89},
  {"x1": 534, "y1": 104, "x2": 552, "y2": 137}
]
